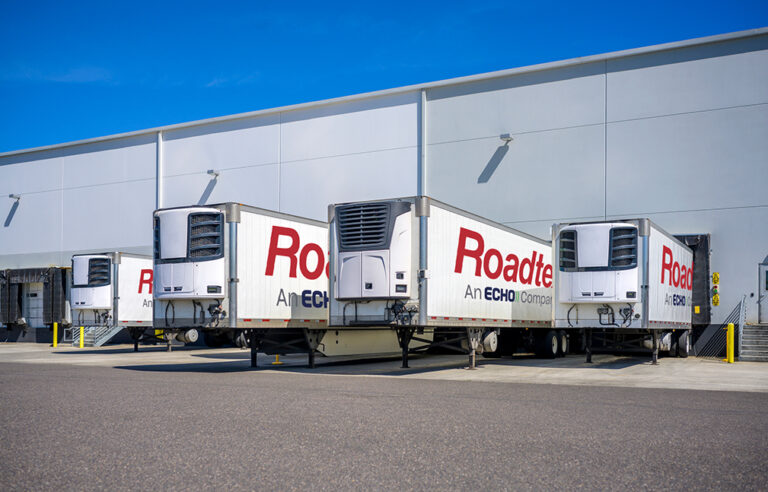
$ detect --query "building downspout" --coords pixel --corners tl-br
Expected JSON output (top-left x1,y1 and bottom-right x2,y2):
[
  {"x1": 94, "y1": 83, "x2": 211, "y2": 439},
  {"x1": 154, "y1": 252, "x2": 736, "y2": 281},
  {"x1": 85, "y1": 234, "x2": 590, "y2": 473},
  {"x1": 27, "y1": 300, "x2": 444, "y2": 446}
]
[
  {"x1": 418, "y1": 89, "x2": 429, "y2": 327},
  {"x1": 156, "y1": 131, "x2": 164, "y2": 210},
  {"x1": 226, "y1": 203, "x2": 241, "y2": 329}
]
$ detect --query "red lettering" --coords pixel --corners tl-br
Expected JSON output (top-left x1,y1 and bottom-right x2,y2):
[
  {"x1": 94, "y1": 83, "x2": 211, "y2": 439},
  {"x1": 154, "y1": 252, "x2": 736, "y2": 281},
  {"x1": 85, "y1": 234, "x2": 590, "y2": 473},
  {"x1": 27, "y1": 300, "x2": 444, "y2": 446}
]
[
  {"x1": 519, "y1": 251, "x2": 535, "y2": 284},
  {"x1": 138, "y1": 269, "x2": 153, "y2": 294},
  {"x1": 661, "y1": 245, "x2": 692, "y2": 291},
  {"x1": 299, "y1": 243, "x2": 325, "y2": 280},
  {"x1": 454, "y1": 227, "x2": 484, "y2": 276},
  {"x1": 454, "y1": 227, "x2": 551, "y2": 287},
  {"x1": 265, "y1": 226, "x2": 299, "y2": 277},
  {"x1": 542, "y1": 264, "x2": 553, "y2": 288},
  {"x1": 503, "y1": 253, "x2": 519, "y2": 282},
  {"x1": 483, "y1": 248, "x2": 503, "y2": 279},
  {"x1": 534, "y1": 252, "x2": 544, "y2": 286},
  {"x1": 661, "y1": 246, "x2": 673, "y2": 285}
]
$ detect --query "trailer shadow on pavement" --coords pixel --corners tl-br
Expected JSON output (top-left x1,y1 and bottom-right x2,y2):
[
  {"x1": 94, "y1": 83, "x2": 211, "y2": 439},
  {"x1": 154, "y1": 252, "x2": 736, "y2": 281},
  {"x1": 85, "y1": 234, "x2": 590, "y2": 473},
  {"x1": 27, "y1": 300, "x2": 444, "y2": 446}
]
[{"x1": 111, "y1": 351, "x2": 651, "y2": 376}]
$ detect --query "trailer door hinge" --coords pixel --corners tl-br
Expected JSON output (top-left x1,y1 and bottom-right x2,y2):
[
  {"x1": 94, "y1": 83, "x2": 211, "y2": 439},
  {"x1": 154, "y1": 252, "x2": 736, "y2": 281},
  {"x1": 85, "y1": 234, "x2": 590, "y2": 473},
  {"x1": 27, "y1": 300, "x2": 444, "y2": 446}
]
[{"x1": 418, "y1": 269, "x2": 430, "y2": 279}]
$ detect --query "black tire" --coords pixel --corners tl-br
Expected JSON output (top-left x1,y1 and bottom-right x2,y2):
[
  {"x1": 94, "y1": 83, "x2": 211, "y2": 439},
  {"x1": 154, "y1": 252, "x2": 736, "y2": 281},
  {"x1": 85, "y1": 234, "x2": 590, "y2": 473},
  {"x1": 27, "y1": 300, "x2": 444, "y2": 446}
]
[
  {"x1": 677, "y1": 330, "x2": 690, "y2": 358},
  {"x1": 558, "y1": 330, "x2": 568, "y2": 357},
  {"x1": 537, "y1": 330, "x2": 559, "y2": 359}
]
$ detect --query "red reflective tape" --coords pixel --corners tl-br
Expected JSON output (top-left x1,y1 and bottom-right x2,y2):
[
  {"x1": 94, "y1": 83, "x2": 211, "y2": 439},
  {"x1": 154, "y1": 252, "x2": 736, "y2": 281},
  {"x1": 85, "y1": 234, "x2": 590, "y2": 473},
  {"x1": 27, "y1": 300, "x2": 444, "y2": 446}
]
[
  {"x1": 304, "y1": 319, "x2": 311, "y2": 322},
  {"x1": 243, "y1": 319, "x2": 252, "y2": 322},
  {"x1": 262, "y1": 319, "x2": 270, "y2": 322},
  {"x1": 431, "y1": 317, "x2": 437, "y2": 320},
  {"x1": 458, "y1": 318, "x2": 463, "y2": 321},
  {"x1": 444, "y1": 317, "x2": 449, "y2": 320},
  {"x1": 284, "y1": 319, "x2": 291, "y2": 322}
]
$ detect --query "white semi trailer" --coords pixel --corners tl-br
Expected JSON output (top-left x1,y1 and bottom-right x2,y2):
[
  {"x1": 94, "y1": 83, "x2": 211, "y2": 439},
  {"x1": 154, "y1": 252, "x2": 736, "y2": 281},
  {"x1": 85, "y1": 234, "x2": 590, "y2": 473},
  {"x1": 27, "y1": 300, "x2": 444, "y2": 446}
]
[
  {"x1": 553, "y1": 219, "x2": 694, "y2": 363},
  {"x1": 70, "y1": 252, "x2": 153, "y2": 348},
  {"x1": 328, "y1": 196, "x2": 555, "y2": 368},
  {"x1": 152, "y1": 203, "x2": 405, "y2": 367}
]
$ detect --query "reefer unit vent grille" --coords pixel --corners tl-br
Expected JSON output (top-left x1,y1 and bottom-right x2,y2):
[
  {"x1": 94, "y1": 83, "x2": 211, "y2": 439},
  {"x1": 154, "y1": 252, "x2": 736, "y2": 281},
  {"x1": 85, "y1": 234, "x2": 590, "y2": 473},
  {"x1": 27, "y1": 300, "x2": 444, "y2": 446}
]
[
  {"x1": 337, "y1": 203, "x2": 389, "y2": 250},
  {"x1": 87, "y1": 258, "x2": 111, "y2": 287},
  {"x1": 610, "y1": 227, "x2": 638, "y2": 269},
  {"x1": 559, "y1": 230, "x2": 577, "y2": 271},
  {"x1": 188, "y1": 212, "x2": 224, "y2": 260}
]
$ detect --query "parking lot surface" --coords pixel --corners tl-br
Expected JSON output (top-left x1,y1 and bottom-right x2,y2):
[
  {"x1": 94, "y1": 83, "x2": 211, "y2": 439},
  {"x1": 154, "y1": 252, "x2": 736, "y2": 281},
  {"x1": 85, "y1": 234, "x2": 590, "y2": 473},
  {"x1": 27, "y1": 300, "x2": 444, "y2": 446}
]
[{"x1": 1, "y1": 344, "x2": 767, "y2": 490}]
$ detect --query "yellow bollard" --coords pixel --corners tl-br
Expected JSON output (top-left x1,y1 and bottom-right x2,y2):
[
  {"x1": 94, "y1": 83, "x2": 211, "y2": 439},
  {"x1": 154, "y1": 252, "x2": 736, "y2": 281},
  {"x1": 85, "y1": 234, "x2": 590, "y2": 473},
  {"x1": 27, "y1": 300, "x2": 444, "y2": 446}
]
[
  {"x1": 52, "y1": 322, "x2": 57, "y2": 348},
  {"x1": 79, "y1": 326, "x2": 84, "y2": 349},
  {"x1": 723, "y1": 323, "x2": 734, "y2": 363},
  {"x1": 271, "y1": 354, "x2": 283, "y2": 365}
]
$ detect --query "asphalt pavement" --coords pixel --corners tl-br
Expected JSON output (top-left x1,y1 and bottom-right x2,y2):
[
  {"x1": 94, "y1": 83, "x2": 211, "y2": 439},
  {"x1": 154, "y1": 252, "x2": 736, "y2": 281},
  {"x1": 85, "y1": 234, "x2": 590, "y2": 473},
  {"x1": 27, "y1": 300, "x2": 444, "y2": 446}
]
[{"x1": 1, "y1": 359, "x2": 766, "y2": 490}]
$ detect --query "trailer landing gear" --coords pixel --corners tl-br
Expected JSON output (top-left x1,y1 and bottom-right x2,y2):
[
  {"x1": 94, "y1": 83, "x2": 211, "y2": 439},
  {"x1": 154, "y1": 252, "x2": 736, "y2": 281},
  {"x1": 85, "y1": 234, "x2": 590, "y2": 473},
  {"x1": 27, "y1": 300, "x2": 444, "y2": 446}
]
[
  {"x1": 652, "y1": 330, "x2": 659, "y2": 365},
  {"x1": 466, "y1": 328, "x2": 484, "y2": 370},
  {"x1": 585, "y1": 329, "x2": 592, "y2": 363},
  {"x1": 396, "y1": 327, "x2": 416, "y2": 368}
]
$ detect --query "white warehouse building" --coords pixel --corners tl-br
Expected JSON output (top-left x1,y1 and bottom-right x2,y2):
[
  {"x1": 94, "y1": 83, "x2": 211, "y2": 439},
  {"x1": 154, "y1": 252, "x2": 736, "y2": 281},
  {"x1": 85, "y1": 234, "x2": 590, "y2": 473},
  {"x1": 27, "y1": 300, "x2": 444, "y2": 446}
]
[{"x1": 1, "y1": 28, "x2": 767, "y2": 331}]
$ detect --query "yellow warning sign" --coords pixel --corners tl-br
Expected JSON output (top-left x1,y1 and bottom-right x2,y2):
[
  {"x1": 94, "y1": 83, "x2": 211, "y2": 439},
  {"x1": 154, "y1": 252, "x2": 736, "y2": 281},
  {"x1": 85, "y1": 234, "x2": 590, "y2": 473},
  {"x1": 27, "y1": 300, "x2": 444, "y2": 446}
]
[
  {"x1": 712, "y1": 294, "x2": 720, "y2": 306},
  {"x1": 694, "y1": 305, "x2": 700, "y2": 314},
  {"x1": 712, "y1": 272, "x2": 720, "y2": 284}
]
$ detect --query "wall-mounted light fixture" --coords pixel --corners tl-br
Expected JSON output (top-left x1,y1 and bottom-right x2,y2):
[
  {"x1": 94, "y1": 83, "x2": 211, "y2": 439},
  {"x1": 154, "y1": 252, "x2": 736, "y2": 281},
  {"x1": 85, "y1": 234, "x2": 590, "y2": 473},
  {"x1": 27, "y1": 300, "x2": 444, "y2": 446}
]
[
  {"x1": 207, "y1": 169, "x2": 219, "y2": 178},
  {"x1": 499, "y1": 133, "x2": 513, "y2": 143},
  {"x1": 8, "y1": 194, "x2": 21, "y2": 201}
]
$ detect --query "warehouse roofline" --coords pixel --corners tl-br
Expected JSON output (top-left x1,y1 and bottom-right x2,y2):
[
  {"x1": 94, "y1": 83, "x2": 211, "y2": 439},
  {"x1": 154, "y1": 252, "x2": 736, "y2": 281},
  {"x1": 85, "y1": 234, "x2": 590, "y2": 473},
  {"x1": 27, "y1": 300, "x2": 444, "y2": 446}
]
[{"x1": 2, "y1": 27, "x2": 767, "y2": 159}]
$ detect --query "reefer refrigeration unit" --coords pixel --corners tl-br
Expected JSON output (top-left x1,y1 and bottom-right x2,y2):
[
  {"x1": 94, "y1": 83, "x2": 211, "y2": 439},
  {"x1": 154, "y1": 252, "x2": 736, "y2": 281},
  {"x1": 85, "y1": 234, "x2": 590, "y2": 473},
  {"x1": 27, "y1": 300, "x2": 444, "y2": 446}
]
[
  {"x1": 328, "y1": 196, "x2": 554, "y2": 368},
  {"x1": 0, "y1": 267, "x2": 70, "y2": 343},
  {"x1": 70, "y1": 252, "x2": 153, "y2": 348},
  {"x1": 152, "y1": 203, "x2": 404, "y2": 367},
  {"x1": 553, "y1": 219, "x2": 694, "y2": 362}
]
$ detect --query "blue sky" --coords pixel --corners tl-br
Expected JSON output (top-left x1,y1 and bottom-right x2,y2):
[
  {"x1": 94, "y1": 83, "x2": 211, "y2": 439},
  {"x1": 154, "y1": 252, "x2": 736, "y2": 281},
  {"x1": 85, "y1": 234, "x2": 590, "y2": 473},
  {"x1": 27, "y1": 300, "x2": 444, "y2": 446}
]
[{"x1": 1, "y1": 0, "x2": 766, "y2": 153}]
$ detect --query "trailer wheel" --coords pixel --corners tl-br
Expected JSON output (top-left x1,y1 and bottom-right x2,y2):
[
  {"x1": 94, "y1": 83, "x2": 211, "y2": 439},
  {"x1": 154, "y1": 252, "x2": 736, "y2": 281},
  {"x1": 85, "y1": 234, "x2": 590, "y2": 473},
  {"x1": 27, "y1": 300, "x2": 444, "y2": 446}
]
[
  {"x1": 677, "y1": 331, "x2": 690, "y2": 358},
  {"x1": 558, "y1": 330, "x2": 568, "y2": 357},
  {"x1": 537, "y1": 330, "x2": 559, "y2": 359}
]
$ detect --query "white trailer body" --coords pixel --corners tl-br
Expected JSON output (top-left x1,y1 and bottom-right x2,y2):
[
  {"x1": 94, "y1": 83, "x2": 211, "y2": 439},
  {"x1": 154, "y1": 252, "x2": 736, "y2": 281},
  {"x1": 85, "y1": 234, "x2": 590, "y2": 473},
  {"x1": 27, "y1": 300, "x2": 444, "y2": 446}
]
[
  {"x1": 71, "y1": 253, "x2": 153, "y2": 326},
  {"x1": 329, "y1": 196, "x2": 552, "y2": 367},
  {"x1": 70, "y1": 252, "x2": 153, "y2": 347},
  {"x1": 330, "y1": 196, "x2": 553, "y2": 327},
  {"x1": 152, "y1": 203, "x2": 403, "y2": 363},
  {"x1": 553, "y1": 219, "x2": 694, "y2": 359}
]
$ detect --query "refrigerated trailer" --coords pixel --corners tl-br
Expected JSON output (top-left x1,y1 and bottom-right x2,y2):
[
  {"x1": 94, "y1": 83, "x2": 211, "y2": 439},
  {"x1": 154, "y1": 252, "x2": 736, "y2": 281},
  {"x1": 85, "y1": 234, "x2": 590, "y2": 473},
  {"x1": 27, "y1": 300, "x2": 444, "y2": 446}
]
[
  {"x1": 70, "y1": 252, "x2": 153, "y2": 348},
  {"x1": 328, "y1": 196, "x2": 555, "y2": 368},
  {"x1": 553, "y1": 219, "x2": 696, "y2": 363},
  {"x1": 0, "y1": 267, "x2": 70, "y2": 343},
  {"x1": 152, "y1": 203, "x2": 406, "y2": 366}
]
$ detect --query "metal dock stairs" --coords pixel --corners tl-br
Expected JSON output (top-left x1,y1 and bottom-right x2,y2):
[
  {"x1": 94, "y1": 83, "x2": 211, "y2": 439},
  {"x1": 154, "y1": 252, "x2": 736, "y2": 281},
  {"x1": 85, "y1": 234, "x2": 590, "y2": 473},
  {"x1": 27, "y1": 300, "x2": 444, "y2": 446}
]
[
  {"x1": 741, "y1": 324, "x2": 768, "y2": 362},
  {"x1": 63, "y1": 325, "x2": 126, "y2": 347}
]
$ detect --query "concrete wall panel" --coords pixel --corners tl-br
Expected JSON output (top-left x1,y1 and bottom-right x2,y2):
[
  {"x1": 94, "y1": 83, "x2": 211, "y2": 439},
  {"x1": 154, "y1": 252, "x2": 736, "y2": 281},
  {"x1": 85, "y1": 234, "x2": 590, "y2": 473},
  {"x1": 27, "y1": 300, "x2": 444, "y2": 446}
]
[
  {"x1": 62, "y1": 179, "x2": 155, "y2": 252},
  {"x1": 281, "y1": 93, "x2": 418, "y2": 163},
  {"x1": 279, "y1": 147, "x2": 417, "y2": 221},
  {"x1": 162, "y1": 116, "x2": 280, "y2": 177},
  {"x1": 427, "y1": 63, "x2": 605, "y2": 144},
  {"x1": 427, "y1": 124, "x2": 605, "y2": 226},
  {"x1": 608, "y1": 36, "x2": 768, "y2": 121},
  {"x1": 606, "y1": 105, "x2": 768, "y2": 215}
]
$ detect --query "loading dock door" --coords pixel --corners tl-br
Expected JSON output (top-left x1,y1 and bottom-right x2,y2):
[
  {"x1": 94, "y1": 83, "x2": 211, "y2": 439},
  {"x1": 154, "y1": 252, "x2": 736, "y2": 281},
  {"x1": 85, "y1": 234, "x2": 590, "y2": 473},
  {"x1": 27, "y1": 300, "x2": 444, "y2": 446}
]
[{"x1": 674, "y1": 234, "x2": 711, "y2": 327}]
